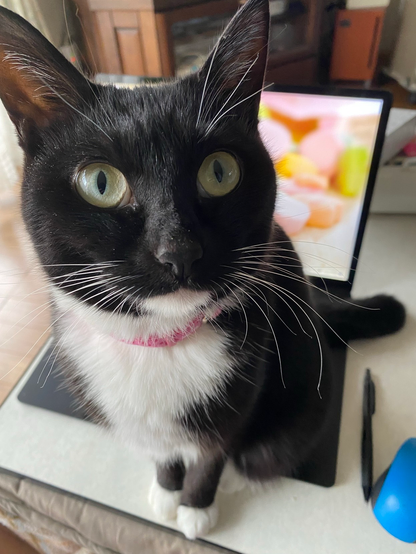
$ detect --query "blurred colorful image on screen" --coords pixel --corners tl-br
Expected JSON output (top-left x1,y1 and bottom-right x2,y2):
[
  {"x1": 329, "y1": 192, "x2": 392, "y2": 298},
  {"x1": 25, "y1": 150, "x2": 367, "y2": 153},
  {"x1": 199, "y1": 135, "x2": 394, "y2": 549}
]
[{"x1": 259, "y1": 91, "x2": 383, "y2": 281}]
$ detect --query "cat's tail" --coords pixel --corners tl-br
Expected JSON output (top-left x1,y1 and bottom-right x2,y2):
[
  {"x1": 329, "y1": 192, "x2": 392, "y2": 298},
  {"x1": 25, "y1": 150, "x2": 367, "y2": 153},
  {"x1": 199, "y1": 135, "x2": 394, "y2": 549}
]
[{"x1": 316, "y1": 294, "x2": 406, "y2": 344}]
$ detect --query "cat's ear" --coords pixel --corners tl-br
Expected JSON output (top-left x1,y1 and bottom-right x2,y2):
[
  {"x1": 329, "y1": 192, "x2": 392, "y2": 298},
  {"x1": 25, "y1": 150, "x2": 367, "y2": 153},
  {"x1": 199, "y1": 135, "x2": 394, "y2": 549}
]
[
  {"x1": 197, "y1": 0, "x2": 269, "y2": 130},
  {"x1": 0, "y1": 7, "x2": 93, "y2": 140}
]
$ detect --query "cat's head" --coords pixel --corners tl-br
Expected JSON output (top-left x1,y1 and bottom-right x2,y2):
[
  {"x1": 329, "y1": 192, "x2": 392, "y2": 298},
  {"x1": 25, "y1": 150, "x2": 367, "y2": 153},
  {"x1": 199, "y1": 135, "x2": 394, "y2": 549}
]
[{"x1": 0, "y1": 0, "x2": 276, "y2": 320}]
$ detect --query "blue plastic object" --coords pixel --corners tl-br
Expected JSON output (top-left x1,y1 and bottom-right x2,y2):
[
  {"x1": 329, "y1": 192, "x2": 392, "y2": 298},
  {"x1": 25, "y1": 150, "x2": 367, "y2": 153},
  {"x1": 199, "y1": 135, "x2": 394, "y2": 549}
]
[{"x1": 373, "y1": 438, "x2": 416, "y2": 543}]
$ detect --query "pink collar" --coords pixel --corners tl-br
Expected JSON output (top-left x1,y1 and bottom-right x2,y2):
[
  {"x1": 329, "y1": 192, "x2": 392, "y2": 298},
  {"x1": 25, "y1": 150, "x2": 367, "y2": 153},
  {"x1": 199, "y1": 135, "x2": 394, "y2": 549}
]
[{"x1": 117, "y1": 308, "x2": 221, "y2": 348}]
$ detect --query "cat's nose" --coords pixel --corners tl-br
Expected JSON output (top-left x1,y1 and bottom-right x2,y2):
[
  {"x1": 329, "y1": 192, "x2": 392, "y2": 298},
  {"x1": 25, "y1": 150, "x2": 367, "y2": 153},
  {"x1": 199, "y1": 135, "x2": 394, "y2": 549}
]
[{"x1": 156, "y1": 240, "x2": 203, "y2": 281}]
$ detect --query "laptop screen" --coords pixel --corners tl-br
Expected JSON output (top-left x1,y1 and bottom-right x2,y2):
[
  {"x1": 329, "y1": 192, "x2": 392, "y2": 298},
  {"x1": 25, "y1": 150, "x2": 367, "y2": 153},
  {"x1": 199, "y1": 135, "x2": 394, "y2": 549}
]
[{"x1": 260, "y1": 89, "x2": 388, "y2": 283}]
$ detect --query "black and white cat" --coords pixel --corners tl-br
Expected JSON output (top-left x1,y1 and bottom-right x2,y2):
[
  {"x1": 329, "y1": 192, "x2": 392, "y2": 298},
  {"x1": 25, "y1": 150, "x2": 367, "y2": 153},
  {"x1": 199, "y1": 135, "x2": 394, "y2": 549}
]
[{"x1": 0, "y1": 0, "x2": 405, "y2": 540}]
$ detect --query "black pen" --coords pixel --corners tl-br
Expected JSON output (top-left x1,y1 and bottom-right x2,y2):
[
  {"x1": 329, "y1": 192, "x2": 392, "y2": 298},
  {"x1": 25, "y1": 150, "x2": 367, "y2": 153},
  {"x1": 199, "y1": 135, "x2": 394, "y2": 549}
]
[{"x1": 362, "y1": 368, "x2": 376, "y2": 502}]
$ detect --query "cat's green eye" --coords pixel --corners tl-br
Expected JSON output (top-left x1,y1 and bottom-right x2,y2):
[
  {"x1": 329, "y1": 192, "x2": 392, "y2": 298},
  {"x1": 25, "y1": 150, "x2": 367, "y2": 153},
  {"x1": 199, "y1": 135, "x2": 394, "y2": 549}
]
[
  {"x1": 75, "y1": 163, "x2": 130, "y2": 208},
  {"x1": 197, "y1": 152, "x2": 240, "y2": 197}
]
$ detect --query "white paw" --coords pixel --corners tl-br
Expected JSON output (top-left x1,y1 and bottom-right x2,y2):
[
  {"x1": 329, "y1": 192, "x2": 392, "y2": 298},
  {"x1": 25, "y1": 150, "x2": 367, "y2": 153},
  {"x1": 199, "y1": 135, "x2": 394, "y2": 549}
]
[
  {"x1": 218, "y1": 462, "x2": 247, "y2": 494},
  {"x1": 148, "y1": 478, "x2": 181, "y2": 521},
  {"x1": 177, "y1": 504, "x2": 218, "y2": 540}
]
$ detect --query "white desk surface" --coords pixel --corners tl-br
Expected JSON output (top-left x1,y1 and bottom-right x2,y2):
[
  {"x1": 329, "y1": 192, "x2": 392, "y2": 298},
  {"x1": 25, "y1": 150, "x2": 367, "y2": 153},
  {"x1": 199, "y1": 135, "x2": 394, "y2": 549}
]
[{"x1": 0, "y1": 214, "x2": 415, "y2": 554}]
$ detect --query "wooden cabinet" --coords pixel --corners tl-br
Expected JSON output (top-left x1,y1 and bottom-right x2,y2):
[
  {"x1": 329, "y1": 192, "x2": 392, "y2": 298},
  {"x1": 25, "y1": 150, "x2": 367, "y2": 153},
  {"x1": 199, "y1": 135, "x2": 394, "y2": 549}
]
[
  {"x1": 265, "y1": 0, "x2": 323, "y2": 85},
  {"x1": 75, "y1": 0, "x2": 323, "y2": 84},
  {"x1": 329, "y1": 8, "x2": 385, "y2": 83},
  {"x1": 75, "y1": 0, "x2": 239, "y2": 77}
]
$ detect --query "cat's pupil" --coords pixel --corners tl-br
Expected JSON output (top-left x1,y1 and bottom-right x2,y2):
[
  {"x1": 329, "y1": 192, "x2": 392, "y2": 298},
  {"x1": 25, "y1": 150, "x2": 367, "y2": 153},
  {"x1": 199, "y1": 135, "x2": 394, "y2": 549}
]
[
  {"x1": 213, "y1": 160, "x2": 223, "y2": 183},
  {"x1": 96, "y1": 171, "x2": 107, "y2": 194}
]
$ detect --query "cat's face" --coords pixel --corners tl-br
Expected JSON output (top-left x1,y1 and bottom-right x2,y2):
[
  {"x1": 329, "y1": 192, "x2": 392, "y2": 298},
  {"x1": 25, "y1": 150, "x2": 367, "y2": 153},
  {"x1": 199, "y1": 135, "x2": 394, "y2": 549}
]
[{"x1": 0, "y1": 0, "x2": 275, "y2": 316}]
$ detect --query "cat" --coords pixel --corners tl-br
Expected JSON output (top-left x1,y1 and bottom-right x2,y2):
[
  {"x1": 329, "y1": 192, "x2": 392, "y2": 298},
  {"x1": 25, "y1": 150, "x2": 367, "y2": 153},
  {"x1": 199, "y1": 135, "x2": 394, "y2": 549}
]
[{"x1": 0, "y1": 0, "x2": 405, "y2": 540}]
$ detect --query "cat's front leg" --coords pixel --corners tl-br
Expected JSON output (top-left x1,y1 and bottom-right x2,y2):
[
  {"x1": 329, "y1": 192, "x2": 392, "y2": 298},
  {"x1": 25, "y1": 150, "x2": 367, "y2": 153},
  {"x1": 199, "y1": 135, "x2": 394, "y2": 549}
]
[
  {"x1": 177, "y1": 454, "x2": 225, "y2": 539},
  {"x1": 148, "y1": 460, "x2": 184, "y2": 520}
]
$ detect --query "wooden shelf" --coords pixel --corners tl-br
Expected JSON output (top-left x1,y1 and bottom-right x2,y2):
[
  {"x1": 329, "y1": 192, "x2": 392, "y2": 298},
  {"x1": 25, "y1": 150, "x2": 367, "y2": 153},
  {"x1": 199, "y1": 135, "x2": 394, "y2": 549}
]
[{"x1": 75, "y1": 0, "x2": 323, "y2": 85}]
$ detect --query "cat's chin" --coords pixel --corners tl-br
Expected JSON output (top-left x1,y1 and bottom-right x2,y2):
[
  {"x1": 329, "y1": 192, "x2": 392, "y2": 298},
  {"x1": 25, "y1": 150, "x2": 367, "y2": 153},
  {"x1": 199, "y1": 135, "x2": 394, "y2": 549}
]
[
  {"x1": 141, "y1": 289, "x2": 212, "y2": 318},
  {"x1": 50, "y1": 284, "x2": 220, "y2": 343}
]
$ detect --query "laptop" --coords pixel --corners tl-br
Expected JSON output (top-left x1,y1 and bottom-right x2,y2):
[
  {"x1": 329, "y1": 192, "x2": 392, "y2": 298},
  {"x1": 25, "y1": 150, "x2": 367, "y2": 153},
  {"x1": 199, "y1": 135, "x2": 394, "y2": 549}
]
[
  {"x1": 18, "y1": 86, "x2": 392, "y2": 487},
  {"x1": 261, "y1": 85, "x2": 391, "y2": 295}
]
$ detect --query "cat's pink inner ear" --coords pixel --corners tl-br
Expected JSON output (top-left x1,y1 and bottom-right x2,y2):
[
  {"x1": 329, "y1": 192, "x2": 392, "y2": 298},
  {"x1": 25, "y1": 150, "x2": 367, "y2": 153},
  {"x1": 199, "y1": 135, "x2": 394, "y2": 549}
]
[
  {"x1": 0, "y1": 7, "x2": 91, "y2": 135},
  {"x1": 0, "y1": 47, "x2": 54, "y2": 128}
]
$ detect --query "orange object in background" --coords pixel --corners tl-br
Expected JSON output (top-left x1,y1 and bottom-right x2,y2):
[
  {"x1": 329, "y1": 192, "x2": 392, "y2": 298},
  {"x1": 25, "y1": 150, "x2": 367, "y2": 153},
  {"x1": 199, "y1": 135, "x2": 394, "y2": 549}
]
[
  {"x1": 269, "y1": 110, "x2": 318, "y2": 143},
  {"x1": 276, "y1": 153, "x2": 318, "y2": 179},
  {"x1": 293, "y1": 173, "x2": 329, "y2": 191},
  {"x1": 294, "y1": 194, "x2": 343, "y2": 229},
  {"x1": 330, "y1": 8, "x2": 385, "y2": 82}
]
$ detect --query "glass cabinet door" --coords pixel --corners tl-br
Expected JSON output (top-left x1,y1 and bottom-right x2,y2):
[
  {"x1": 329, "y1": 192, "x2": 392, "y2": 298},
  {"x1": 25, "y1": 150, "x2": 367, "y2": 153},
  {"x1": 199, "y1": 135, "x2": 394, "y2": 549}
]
[
  {"x1": 171, "y1": 1, "x2": 317, "y2": 76},
  {"x1": 171, "y1": 11, "x2": 235, "y2": 77},
  {"x1": 269, "y1": 1, "x2": 310, "y2": 56}
]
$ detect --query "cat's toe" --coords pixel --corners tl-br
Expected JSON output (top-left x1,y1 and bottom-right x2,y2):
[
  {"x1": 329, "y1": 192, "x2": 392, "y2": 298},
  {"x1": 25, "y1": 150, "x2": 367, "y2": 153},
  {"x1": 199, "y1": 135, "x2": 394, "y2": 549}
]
[
  {"x1": 148, "y1": 478, "x2": 181, "y2": 520},
  {"x1": 176, "y1": 504, "x2": 218, "y2": 540},
  {"x1": 218, "y1": 462, "x2": 247, "y2": 494}
]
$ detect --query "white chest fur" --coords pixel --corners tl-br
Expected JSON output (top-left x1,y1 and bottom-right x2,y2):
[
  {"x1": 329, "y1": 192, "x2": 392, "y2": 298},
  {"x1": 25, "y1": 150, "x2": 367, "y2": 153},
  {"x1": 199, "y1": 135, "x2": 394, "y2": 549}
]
[{"x1": 52, "y1": 288, "x2": 233, "y2": 463}]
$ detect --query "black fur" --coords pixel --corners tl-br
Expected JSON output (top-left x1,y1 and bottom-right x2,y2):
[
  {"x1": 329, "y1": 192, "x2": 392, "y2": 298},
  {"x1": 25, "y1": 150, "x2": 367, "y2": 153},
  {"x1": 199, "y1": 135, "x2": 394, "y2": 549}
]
[
  {"x1": 0, "y1": 0, "x2": 405, "y2": 513},
  {"x1": 316, "y1": 294, "x2": 406, "y2": 345}
]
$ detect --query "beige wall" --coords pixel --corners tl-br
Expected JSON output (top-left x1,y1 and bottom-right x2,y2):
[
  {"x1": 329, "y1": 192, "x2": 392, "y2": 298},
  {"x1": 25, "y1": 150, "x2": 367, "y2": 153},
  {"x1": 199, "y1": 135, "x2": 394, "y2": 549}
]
[
  {"x1": 347, "y1": 0, "x2": 390, "y2": 7},
  {"x1": 380, "y1": 0, "x2": 405, "y2": 58},
  {"x1": 36, "y1": 0, "x2": 67, "y2": 47},
  {"x1": 388, "y1": 0, "x2": 416, "y2": 85}
]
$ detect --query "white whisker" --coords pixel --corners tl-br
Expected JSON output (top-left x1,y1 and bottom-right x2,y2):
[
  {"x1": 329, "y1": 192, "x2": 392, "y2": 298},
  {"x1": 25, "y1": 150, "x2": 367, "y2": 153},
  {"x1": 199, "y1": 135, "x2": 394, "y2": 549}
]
[
  {"x1": 204, "y1": 83, "x2": 273, "y2": 136},
  {"x1": 230, "y1": 278, "x2": 285, "y2": 389}
]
